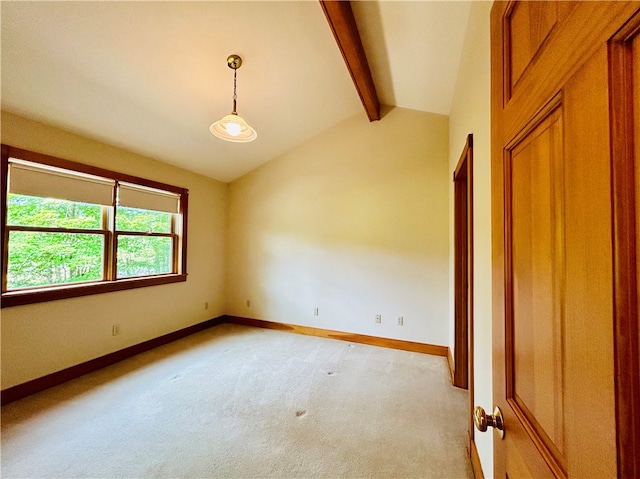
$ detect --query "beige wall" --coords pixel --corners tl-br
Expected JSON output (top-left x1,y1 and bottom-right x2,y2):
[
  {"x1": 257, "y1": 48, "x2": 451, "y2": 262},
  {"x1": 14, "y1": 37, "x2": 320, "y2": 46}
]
[
  {"x1": 1, "y1": 111, "x2": 228, "y2": 390},
  {"x1": 448, "y1": 1, "x2": 493, "y2": 476},
  {"x1": 226, "y1": 106, "x2": 450, "y2": 345}
]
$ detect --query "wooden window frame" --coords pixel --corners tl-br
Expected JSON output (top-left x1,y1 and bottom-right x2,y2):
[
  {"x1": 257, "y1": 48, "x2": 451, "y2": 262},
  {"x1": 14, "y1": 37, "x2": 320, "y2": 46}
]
[{"x1": 1, "y1": 145, "x2": 188, "y2": 308}]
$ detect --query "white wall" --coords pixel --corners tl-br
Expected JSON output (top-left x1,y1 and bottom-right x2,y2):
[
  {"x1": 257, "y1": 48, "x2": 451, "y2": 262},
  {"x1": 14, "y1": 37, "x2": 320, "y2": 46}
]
[
  {"x1": 448, "y1": 2, "x2": 494, "y2": 477},
  {"x1": 226, "y1": 106, "x2": 450, "y2": 345},
  {"x1": 1, "y1": 111, "x2": 228, "y2": 390}
]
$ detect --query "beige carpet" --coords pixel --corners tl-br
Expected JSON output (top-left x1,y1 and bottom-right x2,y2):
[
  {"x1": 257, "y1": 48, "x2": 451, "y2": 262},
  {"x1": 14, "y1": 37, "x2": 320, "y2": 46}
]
[{"x1": 1, "y1": 323, "x2": 472, "y2": 478}]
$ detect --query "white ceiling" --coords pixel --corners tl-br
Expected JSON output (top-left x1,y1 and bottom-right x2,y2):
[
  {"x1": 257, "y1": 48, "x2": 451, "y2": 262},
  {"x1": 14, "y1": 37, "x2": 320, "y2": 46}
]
[{"x1": 1, "y1": 1, "x2": 471, "y2": 183}]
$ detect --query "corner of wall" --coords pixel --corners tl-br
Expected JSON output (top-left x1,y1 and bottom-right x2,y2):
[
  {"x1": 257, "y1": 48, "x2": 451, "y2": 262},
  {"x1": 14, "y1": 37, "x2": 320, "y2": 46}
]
[{"x1": 225, "y1": 108, "x2": 451, "y2": 346}]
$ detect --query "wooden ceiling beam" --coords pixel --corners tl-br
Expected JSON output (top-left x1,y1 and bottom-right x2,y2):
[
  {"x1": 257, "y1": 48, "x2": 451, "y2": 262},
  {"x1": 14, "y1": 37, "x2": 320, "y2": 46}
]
[{"x1": 320, "y1": 0, "x2": 380, "y2": 122}]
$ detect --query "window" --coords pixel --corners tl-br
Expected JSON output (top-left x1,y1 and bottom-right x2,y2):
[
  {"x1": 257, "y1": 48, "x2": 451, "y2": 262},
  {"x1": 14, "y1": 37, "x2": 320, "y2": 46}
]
[{"x1": 1, "y1": 145, "x2": 188, "y2": 307}]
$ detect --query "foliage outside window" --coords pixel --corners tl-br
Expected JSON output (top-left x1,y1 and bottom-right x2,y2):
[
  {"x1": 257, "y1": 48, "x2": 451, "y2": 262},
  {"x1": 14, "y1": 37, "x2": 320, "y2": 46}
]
[
  {"x1": 7, "y1": 196, "x2": 104, "y2": 288},
  {"x1": 1, "y1": 145, "x2": 188, "y2": 307},
  {"x1": 116, "y1": 206, "x2": 173, "y2": 279}
]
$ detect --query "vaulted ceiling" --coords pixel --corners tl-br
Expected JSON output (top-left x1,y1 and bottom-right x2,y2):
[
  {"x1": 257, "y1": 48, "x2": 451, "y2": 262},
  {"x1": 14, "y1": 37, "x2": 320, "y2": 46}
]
[{"x1": 1, "y1": 1, "x2": 471, "y2": 183}]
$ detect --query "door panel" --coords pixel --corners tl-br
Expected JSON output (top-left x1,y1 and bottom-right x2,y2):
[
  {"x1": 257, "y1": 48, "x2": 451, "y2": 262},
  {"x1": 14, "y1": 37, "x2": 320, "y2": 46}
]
[
  {"x1": 507, "y1": 104, "x2": 566, "y2": 472},
  {"x1": 506, "y1": 1, "x2": 559, "y2": 95},
  {"x1": 491, "y1": 2, "x2": 640, "y2": 477}
]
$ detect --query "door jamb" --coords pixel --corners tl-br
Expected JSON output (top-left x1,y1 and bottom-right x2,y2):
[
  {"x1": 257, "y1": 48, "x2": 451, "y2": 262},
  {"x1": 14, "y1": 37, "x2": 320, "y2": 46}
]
[
  {"x1": 608, "y1": 12, "x2": 640, "y2": 478},
  {"x1": 453, "y1": 134, "x2": 475, "y2": 457}
]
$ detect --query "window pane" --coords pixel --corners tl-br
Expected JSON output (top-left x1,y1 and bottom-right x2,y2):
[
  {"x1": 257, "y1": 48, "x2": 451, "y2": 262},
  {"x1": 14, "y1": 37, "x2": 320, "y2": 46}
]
[
  {"x1": 116, "y1": 206, "x2": 172, "y2": 233},
  {"x1": 116, "y1": 235, "x2": 172, "y2": 278},
  {"x1": 7, "y1": 194, "x2": 103, "y2": 229},
  {"x1": 7, "y1": 231, "x2": 104, "y2": 289}
]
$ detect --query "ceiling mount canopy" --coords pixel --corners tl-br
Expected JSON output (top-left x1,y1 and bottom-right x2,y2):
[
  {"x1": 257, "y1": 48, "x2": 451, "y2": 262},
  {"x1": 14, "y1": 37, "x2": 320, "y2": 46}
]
[{"x1": 210, "y1": 54, "x2": 257, "y2": 143}]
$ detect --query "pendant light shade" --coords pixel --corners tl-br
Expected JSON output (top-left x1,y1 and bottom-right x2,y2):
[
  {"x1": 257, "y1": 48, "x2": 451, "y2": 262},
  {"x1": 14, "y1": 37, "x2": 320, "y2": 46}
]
[
  {"x1": 210, "y1": 113, "x2": 257, "y2": 142},
  {"x1": 210, "y1": 54, "x2": 257, "y2": 143}
]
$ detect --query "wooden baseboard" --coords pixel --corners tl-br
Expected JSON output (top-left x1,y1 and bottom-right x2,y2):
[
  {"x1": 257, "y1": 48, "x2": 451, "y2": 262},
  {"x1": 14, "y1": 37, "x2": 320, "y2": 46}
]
[
  {"x1": 469, "y1": 437, "x2": 485, "y2": 479},
  {"x1": 447, "y1": 347, "x2": 455, "y2": 383},
  {"x1": 1, "y1": 316, "x2": 225, "y2": 406},
  {"x1": 224, "y1": 315, "x2": 448, "y2": 356},
  {"x1": 2, "y1": 315, "x2": 448, "y2": 406}
]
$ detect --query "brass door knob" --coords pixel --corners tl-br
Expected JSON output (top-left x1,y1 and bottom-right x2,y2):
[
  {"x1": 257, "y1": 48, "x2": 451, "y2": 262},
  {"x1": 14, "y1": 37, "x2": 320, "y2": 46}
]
[{"x1": 474, "y1": 405, "x2": 505, "y2": 439}]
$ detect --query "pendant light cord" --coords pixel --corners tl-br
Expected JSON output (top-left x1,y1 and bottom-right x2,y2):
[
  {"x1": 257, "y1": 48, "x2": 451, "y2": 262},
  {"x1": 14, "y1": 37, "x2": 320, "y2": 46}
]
[{"x1": 232, "y1": 68, "x2": 238, "y2": 114}]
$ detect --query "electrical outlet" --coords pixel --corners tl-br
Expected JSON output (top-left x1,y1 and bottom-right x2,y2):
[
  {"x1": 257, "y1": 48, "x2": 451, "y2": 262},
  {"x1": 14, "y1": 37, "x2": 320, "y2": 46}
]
[
  {"x1": 314, "y1": 307, "x2": 319, "y2": 316},
  {"x1": 375, "y1": 314, "x2": 382, "y2": 324},
  {"x1": 204, "y1": 302, "x2": 209, "y2": 310},
  {"x1": 112, "y1": 324, "x2": 121, "y2": 336},
  {"x1": 246, "y1": 299, "x2": 251, "y2": 308},
  {"x1": 397, "y1": 316, "x2": 404, "y2": 326}
]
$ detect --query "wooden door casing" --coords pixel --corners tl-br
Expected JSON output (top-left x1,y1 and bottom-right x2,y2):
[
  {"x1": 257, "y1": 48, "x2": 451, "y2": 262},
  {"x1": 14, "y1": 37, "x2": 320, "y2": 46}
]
[
  {"x1": 609, "y1": 12, "x2": 640, "y2": 478},
  {"x1": 453, "y1": 134, "x2": 473, "y2": 392},
  {"x1": 491, "y1": 1, "x2": 640, "y2": 477},
  {"x1": 453, "y1": 134, "x2": 475, "y2": 467}
]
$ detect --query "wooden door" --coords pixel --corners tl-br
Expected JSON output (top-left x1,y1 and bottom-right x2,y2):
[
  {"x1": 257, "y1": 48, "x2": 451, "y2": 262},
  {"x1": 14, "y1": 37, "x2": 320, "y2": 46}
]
[{"x1": 490, "y1": 2, "x2": 640, "y2": 478}]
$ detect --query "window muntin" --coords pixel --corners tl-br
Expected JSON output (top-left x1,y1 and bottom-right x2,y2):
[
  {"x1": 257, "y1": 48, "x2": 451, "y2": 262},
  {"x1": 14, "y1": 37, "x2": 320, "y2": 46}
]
[{"x1": 1, "y1": 145, "x2": 188, "y2": 307}]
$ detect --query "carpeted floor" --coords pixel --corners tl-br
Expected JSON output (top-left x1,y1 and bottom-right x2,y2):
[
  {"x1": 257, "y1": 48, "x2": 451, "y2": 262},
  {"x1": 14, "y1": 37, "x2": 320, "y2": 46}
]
[{"x1": 1, "y1": 323, "x2": 473, "y2": 478}]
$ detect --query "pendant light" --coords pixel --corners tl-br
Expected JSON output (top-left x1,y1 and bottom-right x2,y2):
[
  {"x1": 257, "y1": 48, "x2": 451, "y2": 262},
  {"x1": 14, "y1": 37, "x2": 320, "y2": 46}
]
[{"x1": 210, "y1": 54, "x2": 257, "y2": 143}]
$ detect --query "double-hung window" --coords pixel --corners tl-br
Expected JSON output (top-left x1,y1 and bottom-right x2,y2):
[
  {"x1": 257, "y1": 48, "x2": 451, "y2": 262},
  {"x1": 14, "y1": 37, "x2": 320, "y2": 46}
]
[{"x1": 1, "y1": 145, "x2": 188, "y2": 307}]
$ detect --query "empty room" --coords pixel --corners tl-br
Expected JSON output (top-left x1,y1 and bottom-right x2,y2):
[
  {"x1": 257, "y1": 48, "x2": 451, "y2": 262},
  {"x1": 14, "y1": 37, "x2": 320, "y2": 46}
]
[{"x1": 2, "y1": 1, "x2": 639, "y2": 478}]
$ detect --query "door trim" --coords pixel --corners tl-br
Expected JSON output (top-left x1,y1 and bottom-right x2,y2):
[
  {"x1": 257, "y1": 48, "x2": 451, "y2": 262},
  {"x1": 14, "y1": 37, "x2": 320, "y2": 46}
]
[
  {"x1": 453, "y1": 134, "x2": 476, "y2": 461},
  {"x1": 453, "y1": 133, "x2": 474, "y2": 390},
  {"x1": 608, "y1": 10, "x2": 640, "y2": 478},
  {"x1": 470, "y1": 438, "x2": 485, "y2": 479}
]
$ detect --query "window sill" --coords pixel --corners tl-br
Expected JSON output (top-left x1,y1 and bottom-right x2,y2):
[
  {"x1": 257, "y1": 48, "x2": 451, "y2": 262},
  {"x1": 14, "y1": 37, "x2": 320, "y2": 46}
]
[{"x1": 1, "y1": 274, "x2": 187, "y2": 308}]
